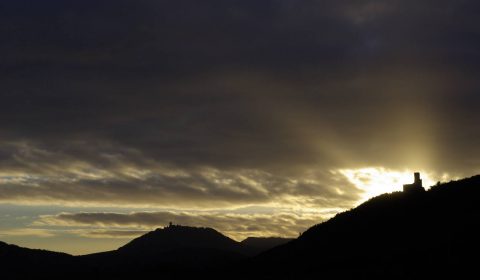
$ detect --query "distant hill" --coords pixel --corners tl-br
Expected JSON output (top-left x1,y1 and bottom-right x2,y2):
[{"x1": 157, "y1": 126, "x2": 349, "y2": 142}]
[
  {"x1": 0, "y1": 225, "x2": 294, "y2": 279},
  {"x1": 253, "y1": 175, "x2": 480, "y2": 279},
  {"x1": 77, "y1": 225, "x2": 248, "y2": 278},
  {"x1": 241, "y1": 237, "x2": 293, "y2": 255},
  {"x1": 118, "y1": 224, "x2": 244, "y2": 255},
  {"x1": 75, "y1": 225, "x2": 294, "y2": 278}
]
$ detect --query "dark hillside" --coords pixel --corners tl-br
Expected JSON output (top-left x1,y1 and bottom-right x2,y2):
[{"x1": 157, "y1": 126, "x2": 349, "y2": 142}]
[
  {"x1": 0, "y1": 241, "x2": 73, "y2": 279},
  {"x1": 255, "y1": 175, "x2": 480, "y2": 279}
]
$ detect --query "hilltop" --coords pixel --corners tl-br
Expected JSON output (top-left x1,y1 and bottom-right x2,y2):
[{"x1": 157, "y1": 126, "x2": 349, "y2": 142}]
[{"x1": 75, "y1": 224, "x2": 291, "y2": 278}]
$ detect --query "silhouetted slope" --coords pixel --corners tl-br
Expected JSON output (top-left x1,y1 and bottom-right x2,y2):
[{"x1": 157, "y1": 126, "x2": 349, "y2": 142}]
[
  {"x1": 255, "y1": 175, "x2": 480, "y2": 279},
  {"x1": 241, "y1": 237, "x2": 293, "y2": 255},
  {"x1": 119, "y1": 224, "x2": 243, "y2": 255},
  {"x1": 76, "y1": 226, "x2": 297, "y2": 279},
  {"x1": 77, "y1": 225, "x2": 249, "y2": 278},
  {"x1": 0, "y1": 226, "x2": 293, "y2": 279},
  {"x1": 0, "y1": 241, "x2": 73, "y2": 279}
]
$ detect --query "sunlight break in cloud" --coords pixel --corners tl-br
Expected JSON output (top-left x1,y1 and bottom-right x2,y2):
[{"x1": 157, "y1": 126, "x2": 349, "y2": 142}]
[{"x1": 337, "y1": 167, "x2": 444, "y2": 201}]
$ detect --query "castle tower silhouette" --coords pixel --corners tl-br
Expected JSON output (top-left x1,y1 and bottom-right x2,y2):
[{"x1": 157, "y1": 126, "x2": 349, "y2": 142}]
[{"x1": 403, "y1": 172, "x2": 425, "y2": 193}]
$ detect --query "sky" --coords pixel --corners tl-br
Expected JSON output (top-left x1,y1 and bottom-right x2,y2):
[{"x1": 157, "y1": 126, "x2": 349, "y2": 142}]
[{"x1": 0, "y1": 0, "x2": 479, "y2": 255}]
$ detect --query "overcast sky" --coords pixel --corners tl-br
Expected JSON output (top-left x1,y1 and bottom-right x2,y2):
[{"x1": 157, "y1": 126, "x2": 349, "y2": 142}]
[{"x1": 0, "y1": 0, "x2": 479, "y2": 254}]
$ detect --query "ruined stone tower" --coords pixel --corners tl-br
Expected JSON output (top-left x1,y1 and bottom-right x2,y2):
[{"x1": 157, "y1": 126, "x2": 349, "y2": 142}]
[{"x1": 403, "y1": 172, "x2": 425, "y2": 193}]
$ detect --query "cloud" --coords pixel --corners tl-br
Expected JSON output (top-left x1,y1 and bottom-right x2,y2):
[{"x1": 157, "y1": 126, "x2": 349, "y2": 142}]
[
  {"x1": 71, "y1": 229, "x2": 149, "y2": 239},
  {"x1": 0, "y1": 0, "x2": 478, "y2": 222},
  {"x1": 0, "y1": 141, "x2": 362, "y2": 208},
  {"x1": 0, "y1": 1, "x2": 478, "y2": 175},
  {"x1": 0, "y1": 228, "x2": 56, "y2": 238},
  {"x1": 36, "y1": 210, "x2": 328, "y2": 240}
]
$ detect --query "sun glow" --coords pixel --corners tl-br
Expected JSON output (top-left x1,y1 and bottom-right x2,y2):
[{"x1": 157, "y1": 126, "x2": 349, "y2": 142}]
[{"x1": 338, "y1": 167, "x2": 437, "y2": 201}]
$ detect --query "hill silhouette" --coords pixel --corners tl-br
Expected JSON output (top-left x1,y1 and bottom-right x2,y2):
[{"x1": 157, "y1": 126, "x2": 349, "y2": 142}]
[
  {"x1": 76, "y1": 225, "x2": 250, "y2": 278},
  {"x1": 241, "y1": 237, "x2": 293, "y2": 256},
  {"x1": 0, "y1": 241, "x2": 73, "y2": 279},
  {"x1": 1, "y1": 174, "x2": 479, "y2": 279},
  {"x1": 118, "y1": 224, "x2": 243, "y2": 255},
  {"x1": 251, "y1": 175, "x2": 480, "y2": 279},
  {"x1": 73, "y1": 224, "x2": 292, "y2": 278}
]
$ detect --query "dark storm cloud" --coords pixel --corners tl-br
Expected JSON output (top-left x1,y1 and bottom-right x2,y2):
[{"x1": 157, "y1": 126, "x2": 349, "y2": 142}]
[{"x1": 0, "y1": 1, "x2": 479, "y2": 207}]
